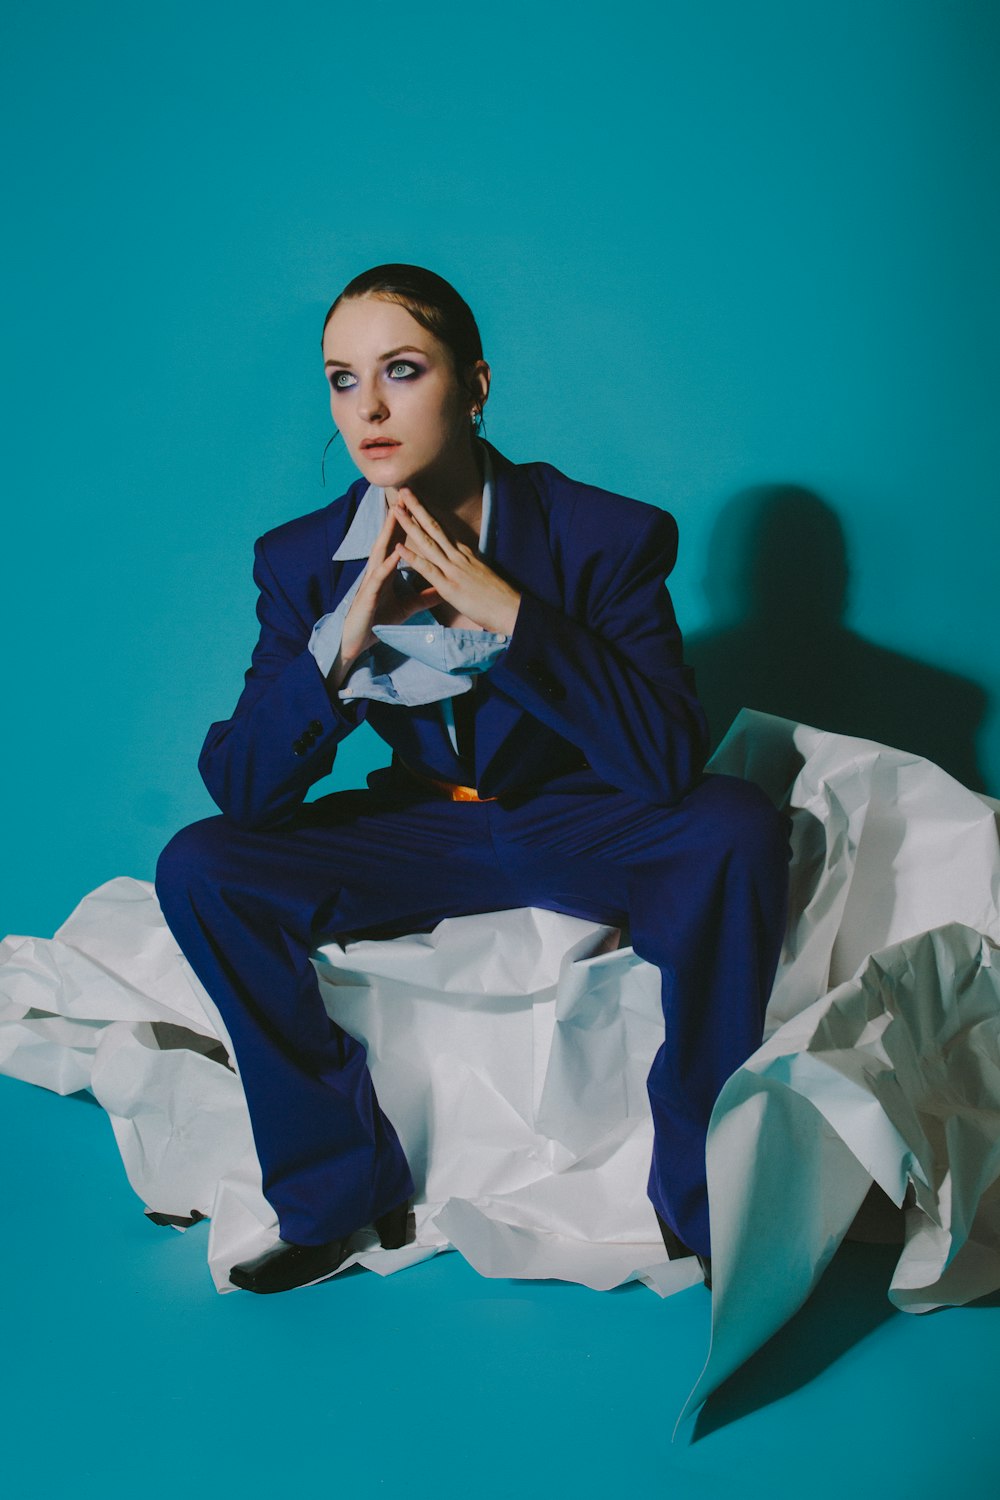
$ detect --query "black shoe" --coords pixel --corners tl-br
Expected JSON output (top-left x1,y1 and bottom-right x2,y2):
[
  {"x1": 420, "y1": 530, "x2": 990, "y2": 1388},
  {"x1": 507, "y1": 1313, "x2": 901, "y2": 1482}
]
[
  {"x1": 229, "y1": 1236, "x2": 352, "y2": 1294},
  {"x1": 655, "y1": 1210, "x2": 713, "y2": 1289},
  {"x1": 228, "y1": 1200, "x2": 413, "y2": 1294},
  {"x1": 374, "y1": 1199, "x2": 411, "y2": 1250}
]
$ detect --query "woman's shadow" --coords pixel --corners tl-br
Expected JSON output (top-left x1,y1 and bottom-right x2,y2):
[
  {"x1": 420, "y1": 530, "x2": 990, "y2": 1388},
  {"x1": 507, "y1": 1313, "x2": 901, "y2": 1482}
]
[{"x1": 687, "y1": 485, "x2": 987, "y2": 792}]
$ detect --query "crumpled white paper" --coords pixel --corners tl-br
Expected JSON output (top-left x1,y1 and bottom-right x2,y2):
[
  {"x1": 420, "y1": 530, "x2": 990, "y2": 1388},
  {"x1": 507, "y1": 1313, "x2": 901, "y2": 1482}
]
[
  {"x1": 0, "y1": 890, "x2": 691, "y2": 1296},
  {"x1": 3, "y1": 709, "x2": 999, "y2": 1410},
  {"x1": 679, "y1": 710, "x2": 1000, "y2": 1418}
]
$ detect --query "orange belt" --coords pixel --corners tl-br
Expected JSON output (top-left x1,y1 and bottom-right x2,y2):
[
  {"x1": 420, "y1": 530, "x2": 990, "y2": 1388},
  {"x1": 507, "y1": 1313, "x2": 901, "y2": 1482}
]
[
  {"x1": 402, "y1": 764, "x2": 497, "y2": 802},
  {"x1": 430, "y1": 780, "x2": 497, "y2": 802}
]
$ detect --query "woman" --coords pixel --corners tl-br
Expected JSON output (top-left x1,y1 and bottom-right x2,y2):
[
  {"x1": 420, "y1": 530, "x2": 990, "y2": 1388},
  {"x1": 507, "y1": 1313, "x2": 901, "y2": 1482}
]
[{"x1": 156, "y1": 264, "x2": 789, "y2": 1294}]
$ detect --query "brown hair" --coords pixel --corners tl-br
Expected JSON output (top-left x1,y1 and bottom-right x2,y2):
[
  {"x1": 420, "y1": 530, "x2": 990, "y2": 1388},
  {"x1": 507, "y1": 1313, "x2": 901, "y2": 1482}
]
[{"x1": 321, "y1": 264, "x2": 484, "y2": 388}]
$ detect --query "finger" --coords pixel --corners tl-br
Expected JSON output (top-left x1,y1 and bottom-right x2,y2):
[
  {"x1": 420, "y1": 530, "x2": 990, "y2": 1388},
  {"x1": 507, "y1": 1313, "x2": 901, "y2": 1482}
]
[
  {"x1": 391, "y1": 506, "x2": 448, "y2": 569},
  {"x1": 372, "y1": 503, "x2": 399, "y2": 546},
  {"x1": 397, "y1": 543, "x2": 446, "y2": 584},
  {"x1": 396, "y1": 490, "x2": 452, "y2": 543},
  {"x1": 394, "y1": 493, "x2": 459, "y2": 559},
  {"x1": 380, "y1": 543, "x2": 406, "y2": 575},
  {"x1": 366, "y1": 504, "x2": 404, "y2": 563},
  {"x1": 362, "y1": 543, "x2": 405, "y2": 594}
]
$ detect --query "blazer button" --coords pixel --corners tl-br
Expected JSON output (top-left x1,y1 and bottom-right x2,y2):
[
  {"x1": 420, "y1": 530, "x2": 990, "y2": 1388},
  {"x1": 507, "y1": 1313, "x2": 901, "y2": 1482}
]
[
  {"x1": 292, "y1": 739, "x2": 306, "y2": 756},
  {"x1": 308, "y1": 720, "x2": 322, "y2": 735}
]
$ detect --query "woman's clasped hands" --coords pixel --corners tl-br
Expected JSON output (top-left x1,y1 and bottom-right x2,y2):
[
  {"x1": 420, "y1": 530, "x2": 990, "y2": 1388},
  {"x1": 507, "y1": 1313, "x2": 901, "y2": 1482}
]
[
  {"x1": 333, "y1": 487, "x2": 521, "y2": 688},
  {"x1": 393, "y1": 488, "x2": 521, "y2": 635}
]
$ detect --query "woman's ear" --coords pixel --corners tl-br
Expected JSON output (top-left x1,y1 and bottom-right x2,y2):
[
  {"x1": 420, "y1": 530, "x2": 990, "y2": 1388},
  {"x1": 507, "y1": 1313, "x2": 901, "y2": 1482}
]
[{"x1": 466, "y1": 358, "x2": 491, "y2": 414}]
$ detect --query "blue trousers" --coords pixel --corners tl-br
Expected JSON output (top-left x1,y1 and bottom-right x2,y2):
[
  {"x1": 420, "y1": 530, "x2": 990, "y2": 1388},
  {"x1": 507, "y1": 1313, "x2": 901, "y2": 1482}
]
[{"x1": 155, "y1": 771, "x2": 789, "y2": 1258}]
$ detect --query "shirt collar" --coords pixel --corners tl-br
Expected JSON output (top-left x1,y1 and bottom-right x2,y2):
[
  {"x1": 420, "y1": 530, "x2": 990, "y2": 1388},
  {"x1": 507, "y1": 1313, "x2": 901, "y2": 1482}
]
[{"x1": 332, "y1": 442, "x2": 495, "y2": 562}]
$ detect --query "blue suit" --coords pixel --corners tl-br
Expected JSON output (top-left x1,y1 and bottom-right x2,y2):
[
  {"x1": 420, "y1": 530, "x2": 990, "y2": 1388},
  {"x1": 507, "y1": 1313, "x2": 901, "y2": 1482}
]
[{"x1": 156, "y1": 442, "x2": 789, "y2": 1258}]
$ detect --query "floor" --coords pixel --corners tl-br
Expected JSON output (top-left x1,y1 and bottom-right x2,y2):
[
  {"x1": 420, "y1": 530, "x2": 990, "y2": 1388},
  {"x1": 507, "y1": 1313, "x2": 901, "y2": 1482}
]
[{"x1": 3, "y1": 1073, "x2": 997, "y2": 1500}]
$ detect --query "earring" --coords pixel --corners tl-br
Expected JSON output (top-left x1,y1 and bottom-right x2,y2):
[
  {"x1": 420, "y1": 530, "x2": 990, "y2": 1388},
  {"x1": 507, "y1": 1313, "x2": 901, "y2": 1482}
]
[{"x1": 470, "y1": 406, "x2": 483, "y2": 433}]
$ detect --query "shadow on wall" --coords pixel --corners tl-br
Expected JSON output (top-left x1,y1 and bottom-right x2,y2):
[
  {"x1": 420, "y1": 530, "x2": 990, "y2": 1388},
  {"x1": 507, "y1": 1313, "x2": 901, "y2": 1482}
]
[{"x1": 687, "y1": 485, "x2": 987, "y2": 793}]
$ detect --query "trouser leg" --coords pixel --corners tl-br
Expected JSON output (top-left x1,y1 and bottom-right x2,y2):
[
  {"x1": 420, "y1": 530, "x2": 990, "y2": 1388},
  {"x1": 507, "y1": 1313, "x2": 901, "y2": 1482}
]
[
  {"x1": 631, "y1": 776, "x2": 789, "y2": 1257},
  {"x1": 155, "y1": 790, "x2": 514, "y2": 1245},
  {"x1": 493, "y1": 773, "x2": 790, "y2": 1259}
]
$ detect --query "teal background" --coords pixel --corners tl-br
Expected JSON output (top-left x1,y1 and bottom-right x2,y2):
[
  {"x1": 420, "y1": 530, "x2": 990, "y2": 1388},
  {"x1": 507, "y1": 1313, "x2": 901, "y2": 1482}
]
[
  {"x1": 3, "y1": 3, "x2": 999, "y2": 1496},
  {"x1": 4, "y1": 0, "x2": 1000, "y2": 938}
]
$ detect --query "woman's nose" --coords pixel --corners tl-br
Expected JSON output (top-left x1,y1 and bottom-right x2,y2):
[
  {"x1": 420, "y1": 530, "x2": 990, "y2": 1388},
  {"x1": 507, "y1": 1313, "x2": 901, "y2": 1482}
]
[{"x1": 358, "y1": 383, "x2": 389, "y2": 423}]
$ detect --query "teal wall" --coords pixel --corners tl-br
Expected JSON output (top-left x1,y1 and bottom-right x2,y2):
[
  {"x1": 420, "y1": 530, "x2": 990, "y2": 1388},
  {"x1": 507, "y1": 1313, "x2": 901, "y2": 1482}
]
[{"x1": 4, "y1": 0, "x2": 998, "y2": 935}]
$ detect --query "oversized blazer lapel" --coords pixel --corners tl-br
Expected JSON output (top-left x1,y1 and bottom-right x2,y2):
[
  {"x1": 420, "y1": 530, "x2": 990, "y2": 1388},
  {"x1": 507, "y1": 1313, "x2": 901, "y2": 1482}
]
[{"x1": 474, "y1": 443, "x2": 566, "y2": 787}]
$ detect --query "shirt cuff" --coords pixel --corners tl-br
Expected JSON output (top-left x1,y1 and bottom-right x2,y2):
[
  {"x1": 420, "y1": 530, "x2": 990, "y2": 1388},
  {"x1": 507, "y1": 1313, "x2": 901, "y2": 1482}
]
[
  {"x1": 372, "y1": 620, "x2": 511, "y2": 674},
  {"x1": 308, "y1": 608, "x2": 350, "y2": 680}
]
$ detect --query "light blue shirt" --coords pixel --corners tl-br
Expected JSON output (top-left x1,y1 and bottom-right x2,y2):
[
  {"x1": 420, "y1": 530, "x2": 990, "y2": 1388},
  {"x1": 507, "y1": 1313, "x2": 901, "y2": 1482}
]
[{"x1": 308, "y1": 443, "x2": 510, "y2": 755}]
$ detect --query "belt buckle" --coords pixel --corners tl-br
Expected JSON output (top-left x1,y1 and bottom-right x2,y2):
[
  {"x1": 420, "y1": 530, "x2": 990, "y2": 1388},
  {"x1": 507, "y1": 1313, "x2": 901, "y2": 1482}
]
[{"x1": 449, "y1": 782, "x2": 487, "y2": 802}]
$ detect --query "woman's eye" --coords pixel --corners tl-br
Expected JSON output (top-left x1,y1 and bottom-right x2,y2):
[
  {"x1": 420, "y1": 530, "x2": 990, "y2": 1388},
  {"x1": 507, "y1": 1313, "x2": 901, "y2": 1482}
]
[
  {"x1": 330, "y1": 371, "x2": 357, "y2": 390},
  {"x1": 387, "y1": 361, "x2": 418, "y2": 379}
]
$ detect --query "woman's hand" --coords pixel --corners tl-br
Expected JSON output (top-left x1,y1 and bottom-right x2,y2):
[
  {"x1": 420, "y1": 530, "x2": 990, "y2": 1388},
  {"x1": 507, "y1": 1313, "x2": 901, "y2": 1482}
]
[
  {"x1": 392, "y1": 488, "x2": 522, "y2": 636},
  {"x1": 331, "y1": 504, "x2": 443, "y2": 686}
]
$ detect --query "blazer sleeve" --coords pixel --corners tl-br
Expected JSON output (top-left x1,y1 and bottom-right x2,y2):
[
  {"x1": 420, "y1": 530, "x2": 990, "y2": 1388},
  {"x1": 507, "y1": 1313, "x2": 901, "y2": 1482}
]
[
  {"x1": 488, "y1": 506, "x2": 709, "y2": 805},
  {"x1": 198, "y1": 535, "x2": 363, "y2": 829}
]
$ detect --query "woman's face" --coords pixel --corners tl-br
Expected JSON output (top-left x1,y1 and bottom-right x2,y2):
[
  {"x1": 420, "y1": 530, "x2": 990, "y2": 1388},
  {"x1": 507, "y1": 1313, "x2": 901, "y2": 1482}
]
[{"x1": 322, "y1": 294, "x2": 482, "y2": 491}]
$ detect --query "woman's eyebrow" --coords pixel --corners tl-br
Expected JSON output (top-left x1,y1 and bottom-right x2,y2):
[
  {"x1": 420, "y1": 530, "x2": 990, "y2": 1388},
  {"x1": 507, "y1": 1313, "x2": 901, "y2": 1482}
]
[{"x1": 324, "y1": 344, "x2": 427, "y2": 369}]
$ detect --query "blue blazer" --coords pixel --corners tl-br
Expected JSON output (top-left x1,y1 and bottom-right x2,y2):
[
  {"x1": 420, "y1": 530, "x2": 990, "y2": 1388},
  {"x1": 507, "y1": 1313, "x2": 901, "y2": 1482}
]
[{"x1": 199, "y1": 441, "x2": 710, "y2": 828}]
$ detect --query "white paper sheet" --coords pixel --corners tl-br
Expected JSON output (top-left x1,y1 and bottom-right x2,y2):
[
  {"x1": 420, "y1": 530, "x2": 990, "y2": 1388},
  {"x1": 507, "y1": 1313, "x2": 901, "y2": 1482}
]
[
  {"x1": 679, "y1": 712, "x2": 1000, "y2": 1417},
  {"x1": 3, "y1": 709, "x2": 999, "y2": 1415}
]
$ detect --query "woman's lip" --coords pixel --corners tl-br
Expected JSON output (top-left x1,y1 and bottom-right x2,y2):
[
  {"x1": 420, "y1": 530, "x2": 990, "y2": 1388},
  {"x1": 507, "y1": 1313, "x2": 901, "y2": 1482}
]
[{"x1": 362, "y1": 440, "x2": 400, "y2": 450}]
